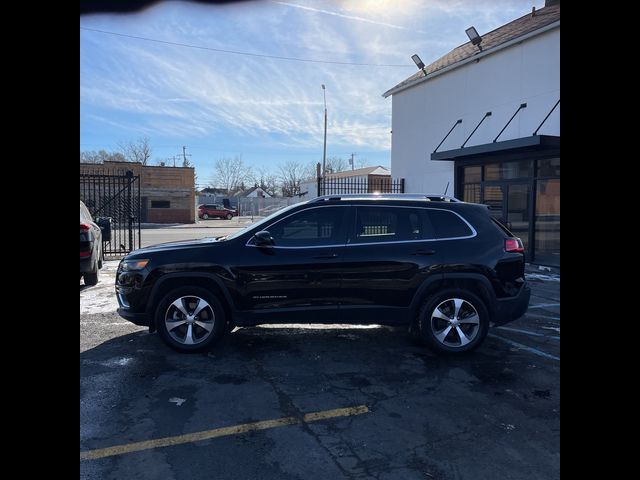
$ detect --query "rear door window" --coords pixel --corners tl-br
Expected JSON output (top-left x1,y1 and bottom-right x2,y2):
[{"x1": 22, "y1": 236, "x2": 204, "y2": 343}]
[{"x1": 353, "y1": 207, "x2": 436, "y2": 243}]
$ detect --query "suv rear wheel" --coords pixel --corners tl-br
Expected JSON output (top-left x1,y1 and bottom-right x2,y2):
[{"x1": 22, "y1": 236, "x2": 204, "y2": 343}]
[
  {"x1": 202, "y1": 213, "x2": 209, "y2": 219},
  {"x1": 155, "y1": 286, "x2": 227, "y2": 352},
  {"x1": 417, "y1": 289, "x2": 489, "y2": 354}
]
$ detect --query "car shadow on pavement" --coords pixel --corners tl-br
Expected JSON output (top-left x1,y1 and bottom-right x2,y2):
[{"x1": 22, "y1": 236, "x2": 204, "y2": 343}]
[{"x1": 81, "y1": 326, "x2": 559, "y2": 480}]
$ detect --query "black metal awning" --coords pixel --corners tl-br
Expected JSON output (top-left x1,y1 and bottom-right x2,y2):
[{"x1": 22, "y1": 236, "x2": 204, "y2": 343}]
[{"x1": 431, "y1": 135, "x2": 560, "y2": 161}]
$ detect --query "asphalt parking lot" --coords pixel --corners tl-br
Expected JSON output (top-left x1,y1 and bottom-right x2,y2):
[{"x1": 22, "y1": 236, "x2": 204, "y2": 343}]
[{"x1": 80, "y1": 233, "x2": 559, "y2": 480}]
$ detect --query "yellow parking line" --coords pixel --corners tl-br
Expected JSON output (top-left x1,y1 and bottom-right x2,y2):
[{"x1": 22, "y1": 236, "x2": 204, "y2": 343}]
[{"x1": 80, "y1": 405, "x2": 369, "y2": 461}]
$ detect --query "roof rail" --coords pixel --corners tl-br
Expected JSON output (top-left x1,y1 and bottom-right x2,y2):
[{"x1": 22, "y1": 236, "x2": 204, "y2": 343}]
[{"x1": 310, "y1": 193, "x2": 462, "y2": 203}]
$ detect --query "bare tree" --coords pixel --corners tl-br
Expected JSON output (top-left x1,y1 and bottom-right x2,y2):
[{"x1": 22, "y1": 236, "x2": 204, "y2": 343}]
[
  {"x1": 278, "y1": 161, "x2": 306, "y2": 197},
  {"x1": 210, "y1": 155, "x2": 251, "y2": 194},
  {"x1": 119, "y1": 136, "x2": 153, "y2": 165},
  {"x1": 304, "y1": 161, "x2": 321, "y2": 180},
  {"x1": 325, "y1": 156, "x2": 349, "y2": 174},
  {"x1": 80, "y1": 149, "x2": 126, "y2": 163},
  {"x1": 251, "y1": 167, "x2": 279, "y2": 197}
]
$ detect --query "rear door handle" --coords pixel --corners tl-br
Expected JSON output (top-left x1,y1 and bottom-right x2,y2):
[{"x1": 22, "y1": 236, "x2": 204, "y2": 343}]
[
  {"x1": 411, "y1": 249, "x2": 436, "y2": 256},
  {"x1": 313, "y1": 253, "x2": 338, "y2": 259}
]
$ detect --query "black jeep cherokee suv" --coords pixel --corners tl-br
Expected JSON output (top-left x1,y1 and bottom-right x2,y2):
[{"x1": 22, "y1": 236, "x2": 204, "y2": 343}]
[{"x1": 116, "y1": 194, "x2": 530, "y2": 354}]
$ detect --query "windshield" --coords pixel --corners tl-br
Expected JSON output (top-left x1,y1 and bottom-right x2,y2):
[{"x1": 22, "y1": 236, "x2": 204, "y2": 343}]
[{"x1": 224, "y1": 203, "x2": 304, "y2": 241}]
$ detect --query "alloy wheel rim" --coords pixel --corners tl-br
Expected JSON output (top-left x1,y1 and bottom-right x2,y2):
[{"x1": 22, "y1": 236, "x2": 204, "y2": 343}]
[
  {"x1": 165, "y1": 296, "x2": 215, "y2": 345},
  {"x1": 430, "y1": 298, "x2": 480, "y2": 348}
]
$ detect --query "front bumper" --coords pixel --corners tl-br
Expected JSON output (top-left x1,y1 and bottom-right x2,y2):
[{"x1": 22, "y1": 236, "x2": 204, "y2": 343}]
[
  {"x1": 117, "y1": 307, "x2": 150, "y2": 327},
  {"x1": 492, "y1": 283, "x2": 531, "y2": 325}
]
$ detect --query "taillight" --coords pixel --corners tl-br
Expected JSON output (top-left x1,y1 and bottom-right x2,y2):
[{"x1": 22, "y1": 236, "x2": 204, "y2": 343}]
[
  {"x1": 505, "y1": 237, "x2": 524, "y2": 253},
  {"x1": 80, "y1": 251, "x2": 91, "y2": 258},
  {"x1": 80, "y1": 223, "x2": 91, "y2": 232}
]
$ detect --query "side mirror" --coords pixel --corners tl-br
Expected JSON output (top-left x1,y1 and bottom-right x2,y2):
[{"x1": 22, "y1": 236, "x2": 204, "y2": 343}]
[{"x1": 253, "y1": 230, "x2": 274, "y2": 247}]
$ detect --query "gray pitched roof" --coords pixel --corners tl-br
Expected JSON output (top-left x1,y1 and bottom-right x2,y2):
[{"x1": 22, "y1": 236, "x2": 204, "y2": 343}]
[{"x1": 383, "y1": 3, "x2": 560, "y2": 97}]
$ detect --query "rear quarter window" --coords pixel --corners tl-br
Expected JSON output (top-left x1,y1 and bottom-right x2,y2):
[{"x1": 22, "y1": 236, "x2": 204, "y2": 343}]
[{"x1": 426, "y1": 209, "x2": 473, "y2": 239}]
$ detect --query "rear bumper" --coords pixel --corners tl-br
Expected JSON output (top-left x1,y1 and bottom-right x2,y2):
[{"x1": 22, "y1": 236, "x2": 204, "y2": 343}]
[{"x1": 492, "y1": 283, "x2": 531, "y2": 325}]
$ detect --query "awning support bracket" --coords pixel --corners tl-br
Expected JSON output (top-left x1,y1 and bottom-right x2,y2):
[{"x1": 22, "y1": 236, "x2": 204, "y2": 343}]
[
  {"x1": 433, "y1": 119, "x2": 462, "y2": 154},
  {"x1": 533, "y1": 99, "x2": 560, "y2": 135},
  {"x1": 461, "y1": 112, "x2": 492, "y2": 148},
  {"x1": 494, "y1": 103, "x2": 527, "y2": 143}
]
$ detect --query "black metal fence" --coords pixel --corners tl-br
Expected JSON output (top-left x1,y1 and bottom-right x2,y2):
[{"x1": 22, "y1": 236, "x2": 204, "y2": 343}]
[
  {"x1": 317, "y1": 176, "x2": 404, "y2": 196},
  {"x1": 80, "y1": 169, "x2": 141, "y2": 258}
]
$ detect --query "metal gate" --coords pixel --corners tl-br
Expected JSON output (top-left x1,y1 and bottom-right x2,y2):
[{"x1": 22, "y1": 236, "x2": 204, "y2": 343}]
[
  {"x1": 80, "y1": 169, "x2": 141, "y2": 258},
  {"x1": 318, "y1": 176, "x2": 405, "y2": 196}
]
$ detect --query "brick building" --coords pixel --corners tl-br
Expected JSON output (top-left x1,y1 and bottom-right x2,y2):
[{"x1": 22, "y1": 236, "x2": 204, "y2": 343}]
[{"x1": 80, "y1": 161, "x2": 196, "y2": 224}]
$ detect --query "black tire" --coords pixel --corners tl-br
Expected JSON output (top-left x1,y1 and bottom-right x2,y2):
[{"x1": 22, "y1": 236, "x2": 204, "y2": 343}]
[
  {"x1": 225, "y1": 213, "x2": 233, "y2": 220},
  {"x1": 417, "y1": 289, "x2": 489, "y2": 354},
  {"x1": 202, "y1": 213, "x2": 209, "y2": 220},
  {"x1": 84, "y1": 270, "x2": 99, "y2": 286},
  {"x1": 155, "y1": 286, "x2": 227, "y2": 352}
]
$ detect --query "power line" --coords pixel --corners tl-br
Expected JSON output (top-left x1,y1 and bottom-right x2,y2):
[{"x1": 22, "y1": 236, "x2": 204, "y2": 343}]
[{"x1": 80, "y1": 26, "x2": 415, "y2": 68}]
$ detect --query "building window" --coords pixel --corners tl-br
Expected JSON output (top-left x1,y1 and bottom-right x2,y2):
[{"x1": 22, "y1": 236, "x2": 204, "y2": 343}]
[
  {"x1": 462, "y1": 166, "x2": 481, "y2": 183},
  {"x1": 151, "y1": 200, "x2": 170, "y2": 208},
  {"x1": 457, "y1": 155, "x2": 559, "y2": 266},
  {"x1": 534, "y1": 179, "x2": 560, "y2": 265},
  {"x1": 537, "y1": 157, "x2": 560, "y2": 177},
  {"x1": 485, "y1": 160, "x2": 532, "y2": 180},
  {"x1": 463, "y1": 183, "x2": 481, "y2": 203}
]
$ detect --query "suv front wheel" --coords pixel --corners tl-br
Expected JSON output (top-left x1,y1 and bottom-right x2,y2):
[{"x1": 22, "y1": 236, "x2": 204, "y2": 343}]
[
  {"x1": 418, "y1": 289, "x2": 489, "y2": 354},
  {"x1": 155, "y1": 286, "x2": 227, "y2": 352}
]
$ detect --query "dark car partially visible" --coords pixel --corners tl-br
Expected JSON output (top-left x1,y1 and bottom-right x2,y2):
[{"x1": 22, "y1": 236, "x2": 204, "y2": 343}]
[{"x1": 80, "y1": 200, "x2": 103, "y2": 285}]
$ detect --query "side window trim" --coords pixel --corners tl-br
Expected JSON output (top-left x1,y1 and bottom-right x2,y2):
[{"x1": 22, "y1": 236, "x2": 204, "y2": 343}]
[
  {"x1": 244, "y1": 204, "x2": 477, "y2": 248},
  {"x1": 346, "y1": 205, "x2": 476, "y2": 246}
]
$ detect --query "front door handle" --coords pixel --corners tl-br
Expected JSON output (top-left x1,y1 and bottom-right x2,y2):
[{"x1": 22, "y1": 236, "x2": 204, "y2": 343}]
[
  {"x1": 313, "y1": 253, "x2": 338, "y2": 259},
  {"x1": 411, "y1": 249, "x2": 436, "y2": 256}
]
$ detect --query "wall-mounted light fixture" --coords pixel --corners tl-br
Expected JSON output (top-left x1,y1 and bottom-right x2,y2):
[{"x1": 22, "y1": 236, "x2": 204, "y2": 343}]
[
  {"x1": 465, "y1": 26, "x2": 483, "y2": 51},
  {"x1": 411, "y1": 54, "x2": 427, "y2": 76}
]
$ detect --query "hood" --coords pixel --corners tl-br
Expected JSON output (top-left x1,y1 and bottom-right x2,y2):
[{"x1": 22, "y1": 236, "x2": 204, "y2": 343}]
[{"x1": 126, "y1": 236, "x2": 223, "y2": 257}]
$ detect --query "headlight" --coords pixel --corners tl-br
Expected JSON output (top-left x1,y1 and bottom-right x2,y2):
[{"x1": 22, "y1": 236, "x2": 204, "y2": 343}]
[{"x1": 120, "y1": 259, "x2": 150, "y2": 271}]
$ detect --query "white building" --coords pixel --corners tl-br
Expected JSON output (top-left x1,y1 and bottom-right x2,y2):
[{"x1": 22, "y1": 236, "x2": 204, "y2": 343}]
[{"x1": 383, "y1": 1, "x2": 560, "y2": 266}]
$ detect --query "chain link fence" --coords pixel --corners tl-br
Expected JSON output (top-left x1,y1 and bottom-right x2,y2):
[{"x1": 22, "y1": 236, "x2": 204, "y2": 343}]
[{"x1": 197, "y1": 194, "x2": 308, "y2": 223}]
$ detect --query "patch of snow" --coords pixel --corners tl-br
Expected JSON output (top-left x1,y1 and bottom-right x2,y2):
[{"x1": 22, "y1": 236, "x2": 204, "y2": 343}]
[
  {"x1": 169, "y1": 397, "x2": 186, "y2": 406},
  {"x1": 80, "y1": 261, "x2": 120, "y2": 314},
  {"x1": 541, "y1": 326, "x2": 560, "y2": 333},
  {"x1": 525, "y1": 273, "x2": 560, "y2": 282},
  {"x1": 99, "y1": 357, "x2": 133, "y2": 367}
]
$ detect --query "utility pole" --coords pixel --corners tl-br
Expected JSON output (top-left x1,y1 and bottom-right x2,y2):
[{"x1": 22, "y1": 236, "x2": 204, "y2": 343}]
[
  {"x1": 182, "y1": 146, "x2": 192, "y2": 167},
  {"x1": 322, "y1": 84, "x2": 327, "y2": 178},
  {"x1": 350, "y1": 153, "x2": 356, "y2": 170}
]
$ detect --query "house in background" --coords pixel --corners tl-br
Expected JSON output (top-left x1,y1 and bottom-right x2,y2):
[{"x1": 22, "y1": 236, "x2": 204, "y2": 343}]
[
  {"x1": 80, "y1": 161, "x2": 196, "y2": 224},
  {"x1": 383, "y1": 0, "x2": 559, "y2": 266},
  {"x1": 301, "y1": 166, "x2": 396, "y2": 198}
]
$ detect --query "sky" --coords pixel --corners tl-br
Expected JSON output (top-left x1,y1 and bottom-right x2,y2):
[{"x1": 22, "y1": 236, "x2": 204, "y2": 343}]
[{"x1": 80, "y1": 0, "x2": 544, "y2": 188}]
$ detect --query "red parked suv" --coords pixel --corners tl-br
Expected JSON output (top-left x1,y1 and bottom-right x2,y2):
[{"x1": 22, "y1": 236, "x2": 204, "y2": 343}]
[{"x1": 197, "y1": 204, "x2": 237, "y2": 220}]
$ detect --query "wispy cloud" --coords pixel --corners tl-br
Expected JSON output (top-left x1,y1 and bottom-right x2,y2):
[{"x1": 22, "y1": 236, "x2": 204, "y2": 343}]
[
  {"x1": 272, "y1": 1, "x2": 427, "y2": 34},
  {"x1": 80, "y1": 0, "x2": 541, "y2": 168}
]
